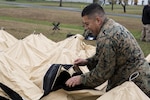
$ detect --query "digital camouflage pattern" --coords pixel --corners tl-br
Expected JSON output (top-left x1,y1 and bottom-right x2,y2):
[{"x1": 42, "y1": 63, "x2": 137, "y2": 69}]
[{"x1": 81, "y1": 18, "x2": 150, "y2": 97}]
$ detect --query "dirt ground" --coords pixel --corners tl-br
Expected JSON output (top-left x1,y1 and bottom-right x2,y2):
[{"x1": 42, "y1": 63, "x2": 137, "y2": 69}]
[{"x1": 0, "y1": 8, "x2": 82, "y2": 25}]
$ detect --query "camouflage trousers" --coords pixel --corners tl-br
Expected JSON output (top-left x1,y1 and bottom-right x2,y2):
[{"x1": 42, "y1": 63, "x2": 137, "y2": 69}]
[{"x1": 141, "y1": 24, "x2": 150, "y2": 42}]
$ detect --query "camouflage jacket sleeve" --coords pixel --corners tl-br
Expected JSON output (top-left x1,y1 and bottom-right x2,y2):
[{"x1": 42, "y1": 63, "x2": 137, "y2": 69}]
[
  {"x1": 81, "y1": 35, "x2": 117, "y2": 87},
  {"x1": 86, "y1": 55, "x2": 98, "y2": 70}
]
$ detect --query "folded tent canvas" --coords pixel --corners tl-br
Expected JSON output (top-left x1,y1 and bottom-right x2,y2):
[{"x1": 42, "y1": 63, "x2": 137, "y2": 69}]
[
  {"x1": 23, "y1": 33, "x2": 56, "y2": 53},
  {"x1": 0, "y1": 30, "x2": 107, "y2": 100},
  {"x1": 0, "y1": 29, "x2": 149, "y2": 100},
  {"x1": 145, "y1": 54, "x2": 150, "y2": 63},
  {"x1": 0, "y1": 52, "x2": 43, "y2": 100},
  {"x1": 0, "y1": 30, "x2": 18, "y2": 51}
]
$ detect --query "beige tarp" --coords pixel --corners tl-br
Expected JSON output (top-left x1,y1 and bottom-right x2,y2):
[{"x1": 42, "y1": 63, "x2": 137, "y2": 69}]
[
  {"x1": 96, "y1": 81, "x2": 150, "y2": 100},
  {"x1": 41, "y1": 89, "x2": 104, "y2": 100},
  {"x1": 1, "y1": 30, "x2": 149, "y2": 100},
  {"x1": 0, "y1": 30, "x2": 106, "y2": 100},
  {"x1": 0, "y1": 53, "x2": 43, "y2": 100},
  {"x1": 0, "y1": 30, "x2": 17, "y2": 51},
  {"x1": 23, "y1": 33, "x2": 56, "y2": 53},
  {"x1": 145, "y1": 54, "x2": 150, "y2": 63}
]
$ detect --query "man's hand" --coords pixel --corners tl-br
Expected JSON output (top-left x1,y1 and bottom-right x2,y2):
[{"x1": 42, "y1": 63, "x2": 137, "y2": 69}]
[
  {"x1": 65, "y1": 75, "x2": 81, "y2": 87},
  {"x1": 74, "y1": 58, "x2": 88, "y2": 66}
]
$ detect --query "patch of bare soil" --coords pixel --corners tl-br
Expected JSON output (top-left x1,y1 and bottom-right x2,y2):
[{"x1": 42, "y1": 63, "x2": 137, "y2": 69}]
[
  {"x1": 0, "y1": 8, "x2": 82, "y2": 25},
  {"x1": 109, "y1": 15, "x2": 142, "y2": 31}
]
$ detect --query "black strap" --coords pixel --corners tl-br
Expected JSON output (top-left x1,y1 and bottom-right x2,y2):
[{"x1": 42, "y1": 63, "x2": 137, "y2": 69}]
[
  {"x1": 0, "y1": 96, "x2": 9, "y2": 100},
  {"x1": 0, "y1": 83, "x2": 23, "y2": 100}
]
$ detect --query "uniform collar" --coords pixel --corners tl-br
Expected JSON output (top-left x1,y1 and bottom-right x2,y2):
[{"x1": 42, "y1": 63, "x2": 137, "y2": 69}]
[
  {"x1": 96, "y1": 17, "x2": 109, "y2": 39},
  {"x1": 100, "y1": 17, "x2": 109, "y2": 31}
]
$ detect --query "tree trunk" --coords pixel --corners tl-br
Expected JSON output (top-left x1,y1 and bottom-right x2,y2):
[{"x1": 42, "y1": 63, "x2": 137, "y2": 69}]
[
  {"x1": 93, "y1": 0, "x2": 99, "y2": 3},
  {"x1": 134, "y1": 0, "x2": 138, "y2": 5},
  {"x1": 111, "y1": 0, "x2": 114, "y2": 11},
  {"x1": 119, "y1": 0, "x2": 127, "y2": 13},
  {"x1": 111, "y1": 2, "x2": 114, "y2": 10},
  {"x1": 59, "y1": 0, "x2": 62, "y2": 7},
  {"x1": 123, "y1": 5, "x2": 126, "y2": 13}
]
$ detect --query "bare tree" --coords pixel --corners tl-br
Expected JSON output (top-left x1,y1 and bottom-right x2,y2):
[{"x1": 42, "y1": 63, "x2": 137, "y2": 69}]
[
  {"x1": 111, "y1": 0, "x2": 115, "y2": 10},
  {"x1": 118, "y1": 0, "x2": 127, "y2": 13},
  {"x1": 60, "y1": 0, "x2": 62, "y2": 7},
  {"x1": 134, "y1": 0, "x2": 138, "y2": 5},
  {"x1": 93, "y1": 0, "x2": 99, "y2": 3}
]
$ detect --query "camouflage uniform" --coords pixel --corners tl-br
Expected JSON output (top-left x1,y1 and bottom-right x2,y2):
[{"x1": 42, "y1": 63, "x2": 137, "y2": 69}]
[
  {"x1": 80, "y1": 18, "x2": 150, "y2": 97},
  {"x1": 141, "y1": 24, "x2": 150, "y2": 42}
]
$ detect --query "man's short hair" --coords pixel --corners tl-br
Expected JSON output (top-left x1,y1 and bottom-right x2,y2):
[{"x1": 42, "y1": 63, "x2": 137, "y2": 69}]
[{"x1": 81, "y1": 3, "x2": 105, "y2": 17}]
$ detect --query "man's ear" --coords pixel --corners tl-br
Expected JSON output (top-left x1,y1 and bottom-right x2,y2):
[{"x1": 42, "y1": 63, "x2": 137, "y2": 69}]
[{"x1": 95, "y1": 16, "x2": 102, "y2": 25}]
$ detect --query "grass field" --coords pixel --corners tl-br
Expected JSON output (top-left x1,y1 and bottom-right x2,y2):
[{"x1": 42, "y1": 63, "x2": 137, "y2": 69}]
[{"x1": 0, "y1": 0, "x2": 149, "y2": 56}]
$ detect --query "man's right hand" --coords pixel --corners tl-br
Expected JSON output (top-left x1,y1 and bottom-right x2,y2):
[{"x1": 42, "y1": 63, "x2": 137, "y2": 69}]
[{"x1": 74, "y1": 58, "x2": 88, "y2": 66}]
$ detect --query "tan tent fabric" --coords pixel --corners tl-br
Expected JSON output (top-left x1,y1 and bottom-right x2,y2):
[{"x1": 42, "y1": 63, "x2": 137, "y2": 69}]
[
  {"x1": 23, "y1": 33, "x2": 56, "y2": 53},
  {"x1": 0, "y1": 53, "x2": 43, "y2": 100},
  {"x1": 41, "y1": 89, "x2": 105, "y2": 100},
  {"x1": 56, "y1": 34, "x2": 95, "y2": 58},
  {"x1": 5, "y1": 40, "x2": 49, "y2": 73},
  {"x1": 96, "y1": 81, "x2": 150, "y2": 100},
  {"x1": 145, "y1": 54, "x2": 150, "y2": 62},
  {"x1": 0, "y1": 30, "x2": 106, "y2": 100},
  {"x1": 1, "y1": 30, "x2": 149, "y2": 100},
  {"x1": 0, "y1": 38, "x2": 7, "y2": 51},
  {"x1": 0, "y1": 30, "x2": 18, "y2": 51}
]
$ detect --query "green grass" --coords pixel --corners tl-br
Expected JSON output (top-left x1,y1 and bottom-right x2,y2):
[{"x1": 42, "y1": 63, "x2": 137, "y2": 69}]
[
  {"x1": 0, "y1": 16, "x2": 83, "y2": 30},
  {"x1": 131, "y1": 30, "x2": 150, "y2": 57}
]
